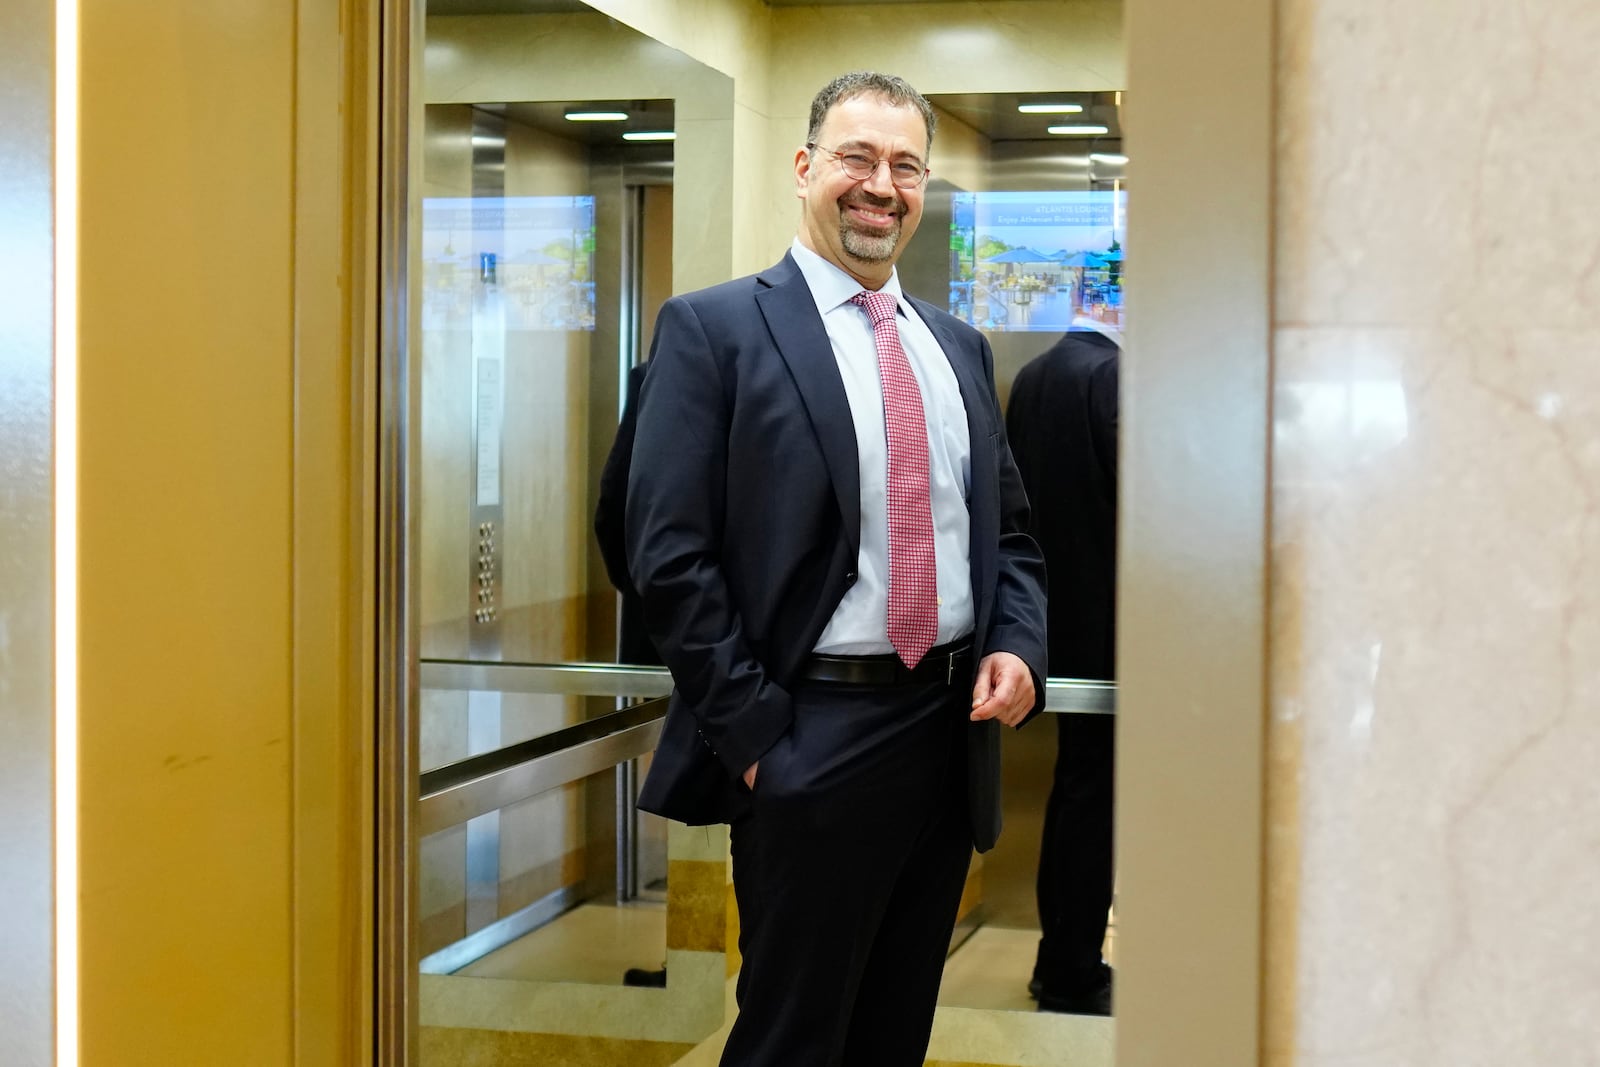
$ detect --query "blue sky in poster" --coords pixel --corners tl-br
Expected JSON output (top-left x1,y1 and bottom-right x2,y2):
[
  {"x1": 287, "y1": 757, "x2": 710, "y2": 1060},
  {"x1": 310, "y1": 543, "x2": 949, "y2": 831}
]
[
  {"x1": 421, "y1": 195, "x2": 596, "y2": 264},
  {"x1": 958, "y1": 190, "x2": 1126, "y2": 256}
]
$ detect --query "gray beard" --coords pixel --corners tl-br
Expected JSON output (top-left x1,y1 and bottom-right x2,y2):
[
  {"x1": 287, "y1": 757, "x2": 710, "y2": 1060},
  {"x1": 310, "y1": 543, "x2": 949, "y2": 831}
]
[{"x1": 840, "y1": 221, "x2": 900, "y2": 262}]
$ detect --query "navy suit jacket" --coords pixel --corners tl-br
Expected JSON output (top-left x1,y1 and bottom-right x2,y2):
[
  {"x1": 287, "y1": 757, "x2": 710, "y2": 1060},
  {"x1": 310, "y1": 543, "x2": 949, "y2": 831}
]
[
  {"x1": 626, "y1": 253, "x2": 1047, "y2": 852},
  {"x1": 594, "y1": 364, "x2": 662, "y2": 665},
  {"x1": 1006, "y1": 330, "x2": 1119, "y2": 680}
]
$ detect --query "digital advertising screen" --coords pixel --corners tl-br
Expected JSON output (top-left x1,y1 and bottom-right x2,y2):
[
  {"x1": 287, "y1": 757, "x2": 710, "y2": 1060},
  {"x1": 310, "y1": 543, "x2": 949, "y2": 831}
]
[
  {"x1": 948, "y1": 190, "x2": 1126, "y2": 333},
  {"x1": 421, "y1": 195, "x2": 597, "y2": 331}
]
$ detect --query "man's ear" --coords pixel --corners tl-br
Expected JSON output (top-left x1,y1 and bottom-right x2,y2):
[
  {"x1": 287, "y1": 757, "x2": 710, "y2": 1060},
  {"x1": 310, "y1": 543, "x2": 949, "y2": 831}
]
[{"x1": 793, "y1": 146, "x2": 812, "y2": 199}]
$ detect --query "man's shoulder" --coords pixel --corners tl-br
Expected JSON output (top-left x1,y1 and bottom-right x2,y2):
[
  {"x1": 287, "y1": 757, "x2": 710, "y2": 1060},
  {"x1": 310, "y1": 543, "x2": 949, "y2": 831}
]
[
  {"x1": 1011, "y1": 331, "x2": 1115, "y2": 392},
  {"x1": 1039, "y1": 330, "x2": 1120, "y2": 371}
]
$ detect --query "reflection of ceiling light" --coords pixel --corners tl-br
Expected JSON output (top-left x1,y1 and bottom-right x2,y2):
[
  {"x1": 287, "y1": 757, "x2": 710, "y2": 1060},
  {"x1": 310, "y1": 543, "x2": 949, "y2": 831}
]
[
  {"x1": 470, "y1": 135, "x2": 504, "y2": 147},
  {"x1": 1018, "y1": 103, "x2": 1083, "y2": 114},
  {"x1": 1048, "y1": 124, "x2": 1109, "y2": 135},
  {"x1": 622, "y1": 131, "x2": 676, "y2": 141},
  {"x1": 565, "y1": 110, "x2": 629, "y2": 122},
  {"x1": 1090, "y1": 153, "x2": 1128, "y2": 164}
]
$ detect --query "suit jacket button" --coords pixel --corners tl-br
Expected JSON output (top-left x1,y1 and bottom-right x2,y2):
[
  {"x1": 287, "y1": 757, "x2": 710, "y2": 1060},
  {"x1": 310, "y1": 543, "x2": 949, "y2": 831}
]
[{"x1": 845, "y1": 571, "x2": 858, "y2": 585}]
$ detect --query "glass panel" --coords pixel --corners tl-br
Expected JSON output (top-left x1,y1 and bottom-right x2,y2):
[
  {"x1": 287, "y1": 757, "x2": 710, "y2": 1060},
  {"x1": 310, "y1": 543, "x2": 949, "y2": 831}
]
[
  {"x1": 417, "y1": 761, "x2": 669, "y2": 980},
  {"x1": 410, "y1": 5, "x2": 734, "y2": 1059},
  {"x1": 418, "y1": 89, "x2": 674, "y2": 760}
]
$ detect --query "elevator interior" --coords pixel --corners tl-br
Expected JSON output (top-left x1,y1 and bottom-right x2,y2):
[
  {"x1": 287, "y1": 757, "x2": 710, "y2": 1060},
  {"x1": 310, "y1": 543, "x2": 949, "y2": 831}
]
[{"x1": 407, "y1": 2, "x2": 1125, "y2": 1062}]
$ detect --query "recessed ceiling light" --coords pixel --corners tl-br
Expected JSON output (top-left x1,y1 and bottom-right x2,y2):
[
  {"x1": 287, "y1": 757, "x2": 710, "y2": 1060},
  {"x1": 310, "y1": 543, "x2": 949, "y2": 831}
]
[
  {"x1": 1089, "y1": 152, "x2": 1128, "y2": 164},
  {"x1": 1018, "y1": 103, "x2": 1083, "y2": 114},
  {"x1": 1048, "y1": 124, "x2": 1110, "y2": 136},
  {"x1": 565, "y1": 110, "x2": 629, "y2": 122},
  {"x1": 623, "y1": 130, "x2": 676, "y2": 142}
]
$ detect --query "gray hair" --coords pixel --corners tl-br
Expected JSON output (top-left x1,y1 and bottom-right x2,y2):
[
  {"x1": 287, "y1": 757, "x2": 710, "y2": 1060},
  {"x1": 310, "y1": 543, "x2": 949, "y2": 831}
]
[{"x1": 805, "y1": 71, "x2": 937, "y2": 157}]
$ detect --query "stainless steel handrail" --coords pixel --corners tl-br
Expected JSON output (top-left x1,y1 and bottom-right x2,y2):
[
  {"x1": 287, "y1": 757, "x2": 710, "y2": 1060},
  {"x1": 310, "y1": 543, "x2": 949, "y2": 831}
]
[
  {"x1": 413, "y1": 664, "x2": 1114, "y2": 835},
  {"x1": 1044, "y1": 678, "x2": 1117, "y2": 714},
  {"x1": 420, "y1": 658, "x2": 674, "y2": 697},
  {"x1": 420, "y1": 659, "x2": 1115, "y2": 712},
  {"x1": 418, "y1": 699, "x2": 666, "y2": 836}
]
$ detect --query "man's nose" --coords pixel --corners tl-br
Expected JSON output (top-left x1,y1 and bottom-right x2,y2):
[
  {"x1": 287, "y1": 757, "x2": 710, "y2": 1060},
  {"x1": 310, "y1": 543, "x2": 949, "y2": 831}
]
[{"x1": 860, "y1": 158, "x2": 896, "y2": 196}]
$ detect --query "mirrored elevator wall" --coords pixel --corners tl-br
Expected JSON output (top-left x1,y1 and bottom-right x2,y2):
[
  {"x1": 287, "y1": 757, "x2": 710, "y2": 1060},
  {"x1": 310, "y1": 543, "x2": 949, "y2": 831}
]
[{"x1": 417, "y1": 99, "x2": 672, "y2": 958}]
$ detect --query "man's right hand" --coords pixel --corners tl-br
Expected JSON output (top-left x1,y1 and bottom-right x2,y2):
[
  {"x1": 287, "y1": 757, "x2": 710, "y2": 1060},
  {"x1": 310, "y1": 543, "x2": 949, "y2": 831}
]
[{"x1": 743, "y1": 762, "x2": 758, "y2": 789}]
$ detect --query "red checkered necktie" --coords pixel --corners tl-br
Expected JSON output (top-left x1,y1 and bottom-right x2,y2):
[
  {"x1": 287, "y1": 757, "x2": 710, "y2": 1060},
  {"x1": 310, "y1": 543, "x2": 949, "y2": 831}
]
[{"x1": 851, "y1": 290, "x2": 938, "y2": 669}]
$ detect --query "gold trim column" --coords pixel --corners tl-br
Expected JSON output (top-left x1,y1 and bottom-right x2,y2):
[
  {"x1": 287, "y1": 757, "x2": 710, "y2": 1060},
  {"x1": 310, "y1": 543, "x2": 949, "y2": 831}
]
[{"x1": 292, "y1": 0, "x2": 382, "y2": 1063}]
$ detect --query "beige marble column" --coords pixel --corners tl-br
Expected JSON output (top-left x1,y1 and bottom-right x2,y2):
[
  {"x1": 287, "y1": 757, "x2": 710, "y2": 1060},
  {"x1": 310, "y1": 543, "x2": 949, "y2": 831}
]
[{"x1": 1267, "y1": 1, "x2": 1600, "y2": 1063}]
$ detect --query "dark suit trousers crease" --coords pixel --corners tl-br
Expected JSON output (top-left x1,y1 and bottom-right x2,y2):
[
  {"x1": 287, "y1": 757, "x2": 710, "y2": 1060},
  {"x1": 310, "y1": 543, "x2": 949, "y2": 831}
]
[
  {"x1": 721, "y1": 677, "x2": 972, "y2": 1067},
  {"x1": 1033, "y1": 712, "x2": 1116, "y2": 993}
]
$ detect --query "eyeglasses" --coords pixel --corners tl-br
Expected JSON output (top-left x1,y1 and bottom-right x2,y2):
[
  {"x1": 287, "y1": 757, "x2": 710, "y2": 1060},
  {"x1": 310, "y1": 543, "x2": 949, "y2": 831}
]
[{"x1": 806, "y1": 142, "x2": 930, "y2": 190}]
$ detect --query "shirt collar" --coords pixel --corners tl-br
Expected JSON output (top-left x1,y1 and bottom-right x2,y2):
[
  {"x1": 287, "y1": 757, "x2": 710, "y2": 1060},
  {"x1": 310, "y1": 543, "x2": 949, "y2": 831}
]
[{"x1": 790, "y1": 238, "x2": 907, "y2": 317}]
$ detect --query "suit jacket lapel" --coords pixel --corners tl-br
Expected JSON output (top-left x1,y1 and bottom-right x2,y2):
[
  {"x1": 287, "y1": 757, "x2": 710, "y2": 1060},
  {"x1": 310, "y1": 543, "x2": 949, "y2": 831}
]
[{"x1": 755, "y1": 255, "x2": 862, "y2": 560}]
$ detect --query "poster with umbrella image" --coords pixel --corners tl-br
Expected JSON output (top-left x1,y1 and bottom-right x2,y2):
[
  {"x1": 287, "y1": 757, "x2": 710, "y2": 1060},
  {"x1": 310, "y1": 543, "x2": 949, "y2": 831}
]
[
  {"x1": 421, "y1": 195, "x2": 597, "y2": 332},
  {"x1": 949, "y1": 190, "x2": 1126, "y2": 331}
]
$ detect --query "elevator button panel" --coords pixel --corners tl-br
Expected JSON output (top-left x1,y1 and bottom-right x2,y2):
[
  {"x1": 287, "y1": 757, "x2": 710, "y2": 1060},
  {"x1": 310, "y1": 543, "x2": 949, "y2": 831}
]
[{"x1": 474, "y1": 521, "x2": 497, "y2": 624}]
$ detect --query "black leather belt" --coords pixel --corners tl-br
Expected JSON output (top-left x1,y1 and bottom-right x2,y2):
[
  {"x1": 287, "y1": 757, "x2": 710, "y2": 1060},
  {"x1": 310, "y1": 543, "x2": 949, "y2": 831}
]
[{"x1": 799, "y1": 642, "x2": 973, "y2": 687}]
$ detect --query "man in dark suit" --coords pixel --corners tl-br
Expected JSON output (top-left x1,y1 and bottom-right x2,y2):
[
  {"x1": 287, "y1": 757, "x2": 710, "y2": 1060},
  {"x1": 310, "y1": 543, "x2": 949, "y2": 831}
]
[
  {"x1": 626, "y1": 72, "x2": 1047, "y2": 1066},
  {"x1": 1005, "y1": 325, "x2": 1119, "y2": 1016},
  {"x1": 594, "y1": 362, "x2": 662, "y2": 665}
]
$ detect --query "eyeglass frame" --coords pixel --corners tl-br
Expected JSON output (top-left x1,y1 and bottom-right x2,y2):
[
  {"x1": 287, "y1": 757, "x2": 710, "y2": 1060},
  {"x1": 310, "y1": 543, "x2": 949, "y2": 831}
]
[{"x1": 804, "y1": 142, "x2": 931, "y2": 190}]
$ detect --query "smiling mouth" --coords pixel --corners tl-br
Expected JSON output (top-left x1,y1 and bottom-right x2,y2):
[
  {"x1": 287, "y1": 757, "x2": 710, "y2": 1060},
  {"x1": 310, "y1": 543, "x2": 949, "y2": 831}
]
[{"x1": 842, "y1": 199, "x2": 900, "y2": 228}]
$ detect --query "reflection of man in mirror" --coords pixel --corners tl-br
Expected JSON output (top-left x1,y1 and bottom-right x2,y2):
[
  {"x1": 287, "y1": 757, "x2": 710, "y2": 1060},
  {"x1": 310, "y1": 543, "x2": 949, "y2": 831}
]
[
  {"x1": 1005, "y1": 317, "x2": 1120, "y2": 1016},
  {"x1": 626, "y1": 71, "x2": 1048, "y2": 1065},
  {"x1": 594, "y1": 361, "x2": 663, "y2": 666}
]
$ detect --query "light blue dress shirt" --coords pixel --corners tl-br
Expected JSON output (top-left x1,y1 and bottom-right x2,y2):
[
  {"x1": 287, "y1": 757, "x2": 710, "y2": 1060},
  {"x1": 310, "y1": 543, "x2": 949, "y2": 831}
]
[{"x1": 788, "y1": 240, "x2": 975, "y2": 655}]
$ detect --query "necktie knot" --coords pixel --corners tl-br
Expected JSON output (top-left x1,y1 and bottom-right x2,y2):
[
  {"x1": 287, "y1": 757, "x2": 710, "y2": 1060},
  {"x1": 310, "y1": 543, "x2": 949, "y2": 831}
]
[{"x1": 851, "y1": 290, "x2": 898, "y2": 328}]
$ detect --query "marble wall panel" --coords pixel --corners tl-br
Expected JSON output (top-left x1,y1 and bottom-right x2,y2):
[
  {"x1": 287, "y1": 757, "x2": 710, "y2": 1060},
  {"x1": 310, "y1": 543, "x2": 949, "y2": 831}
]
[
  {"x1": 1276, "y1": 0, "x2": 1600, "y2": 330},
  {"x1": 1268, "y1": 0, "x2": 1600, "y2": 1061}
]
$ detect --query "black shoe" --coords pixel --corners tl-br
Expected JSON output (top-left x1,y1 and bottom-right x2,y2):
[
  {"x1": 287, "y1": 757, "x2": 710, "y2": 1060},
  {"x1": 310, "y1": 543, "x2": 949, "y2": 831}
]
[
  {"x1": 622, "y1": 965, "x2": 667, "y2": 988},
  {"x1": 1033, "y1": 964, "x2": 1112, "y2": 1017}
]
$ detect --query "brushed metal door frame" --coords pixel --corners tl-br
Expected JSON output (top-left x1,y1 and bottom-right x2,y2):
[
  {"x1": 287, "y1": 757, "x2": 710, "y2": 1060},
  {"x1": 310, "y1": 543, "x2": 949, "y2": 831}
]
[
  {"x1": 0, "y1": 0, "x2": 60, "y2": 1061},
  {"x1": 376, "y1": 0, "x2": 423, "y2": 1062},
  {"x1": 1116, "y1": 0, "x2": 1273, "y2": 1064}
]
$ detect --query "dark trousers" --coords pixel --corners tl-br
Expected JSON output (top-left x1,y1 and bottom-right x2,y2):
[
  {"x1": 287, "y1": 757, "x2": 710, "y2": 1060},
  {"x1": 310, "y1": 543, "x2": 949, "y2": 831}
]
[
  {"x1": 720, "y1": 677, "x2": 972, "y2": 1067},
  {"x1": 1033, "y1": 712, "x2": 1116, "y2": 994}
]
